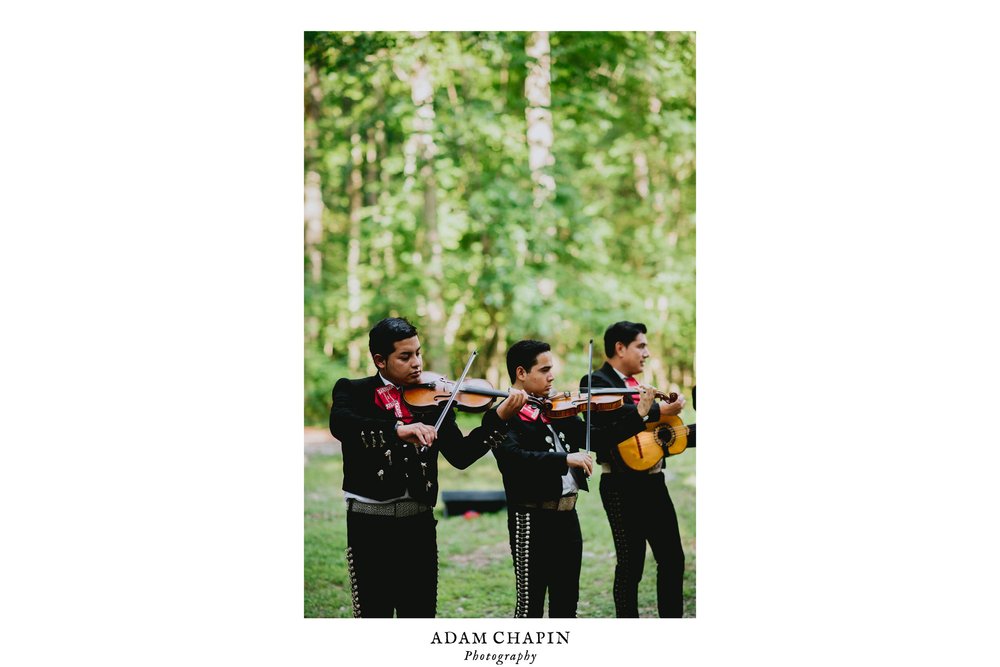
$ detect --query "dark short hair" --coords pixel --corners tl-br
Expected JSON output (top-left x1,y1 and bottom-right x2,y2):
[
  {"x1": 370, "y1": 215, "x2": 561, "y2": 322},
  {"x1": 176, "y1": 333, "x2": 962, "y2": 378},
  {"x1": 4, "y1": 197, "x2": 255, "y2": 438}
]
[
  {"x1": 603, "y1": 321, "x2": 647, "y2": 358},
  {"x1": 368, "y1": 317, "x2": 418, "y2": 360},
  {"x1": 506, "y1": 340, "x2": 551, "y2": 383}
]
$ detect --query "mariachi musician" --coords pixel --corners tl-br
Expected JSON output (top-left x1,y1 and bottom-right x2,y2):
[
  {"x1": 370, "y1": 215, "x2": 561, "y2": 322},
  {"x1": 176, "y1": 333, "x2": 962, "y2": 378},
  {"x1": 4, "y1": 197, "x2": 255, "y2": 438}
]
[
  {"x1": 329, "y1": 317, "x2": 528, "y2": 618},
  {"x1": 485, "y1": 339, "x2": 652, "y2": 618},
  {"x1": 579, "y1": 320, "x2": 689, "y2": 618}
]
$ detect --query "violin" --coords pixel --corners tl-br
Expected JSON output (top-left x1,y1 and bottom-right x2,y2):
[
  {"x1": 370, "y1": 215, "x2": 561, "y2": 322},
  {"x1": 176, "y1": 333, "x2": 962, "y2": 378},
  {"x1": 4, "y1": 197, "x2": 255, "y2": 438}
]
[
  {"x1": 402, "y1": 372, "x2": 521, "y2": 413},
  {"x1": 401, "y1": 373, "x2": 632, "y2": 418},
  {"x1": 401, "y1": 371, "x2": 672, "y2": 422},
  {"x1": 543, "y1": 387, "x2": 679, "y2": 419},
  {"x1": 540, "y1": 391, "x2": 625, "y2": 419}
]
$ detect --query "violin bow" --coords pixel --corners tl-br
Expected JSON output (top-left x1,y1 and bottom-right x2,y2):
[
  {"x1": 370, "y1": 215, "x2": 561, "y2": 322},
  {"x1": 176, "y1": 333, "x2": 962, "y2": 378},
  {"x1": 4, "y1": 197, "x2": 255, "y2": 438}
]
[
  {"x1": 432, "y1": 349, "x2": 477, "y2": 433},
  {"x1": 585, "y1": 339, "x2": 593, "y2": 456}
]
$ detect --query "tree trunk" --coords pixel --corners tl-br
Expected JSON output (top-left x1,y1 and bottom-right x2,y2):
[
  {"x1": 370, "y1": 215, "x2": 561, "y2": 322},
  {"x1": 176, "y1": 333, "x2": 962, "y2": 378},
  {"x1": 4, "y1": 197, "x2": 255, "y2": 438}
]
[
  {"x1": 304, "y1": 171, "x2": 324, "y2": 283},
  {"x1": 304, "y1": 63, "x2": 323, "y2": 165},
  {"x1": 480, "y1": 307, "x2": 508, "y2": 390},
  {"x1": 304, "y1": 63, "x2": 326, "y2": 286},
  {"x1": 651, "y1": 357, "x2": 668, "y2": 394},
  {"x1": 633, "y1": 150, "x2": 650, "y2": 200},
  {"x1": 347, "y1": 128, "x2": 365, "y2": 373},
  {"x1": 525, "y1": 32, "x2": 556, "y2": 210},
  {"x1": 373, "y1": 119, "x2": 396, "y2": 280},
  {"x1": 649, "y1": 136, "x2": 670, "y2": 246},
  {"x1": 399, "y1": 44, "x2": 449, "y2": 372},
  {"x1": 365, "y1": 126, "x2": 378, "y2": 207}
]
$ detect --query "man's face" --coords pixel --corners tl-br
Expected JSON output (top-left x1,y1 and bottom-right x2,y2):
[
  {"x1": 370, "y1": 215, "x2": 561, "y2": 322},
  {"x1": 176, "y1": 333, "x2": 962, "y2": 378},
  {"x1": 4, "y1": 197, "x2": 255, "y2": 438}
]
[
  {"x1": 374, "y1": 335, "x2": 423, "y2": 386},
  {"x1": 617, "y1": 332, "x2": 650, "y2": 376},
  {"x1": 517, "y1": 351, "x2": 555, "y2": 398}
]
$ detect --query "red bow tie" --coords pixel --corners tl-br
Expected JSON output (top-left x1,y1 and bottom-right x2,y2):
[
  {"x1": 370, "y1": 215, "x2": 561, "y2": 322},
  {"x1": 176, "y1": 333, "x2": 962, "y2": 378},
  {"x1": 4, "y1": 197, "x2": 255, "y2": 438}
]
[
  {"x1": 374, "y1": 384, "x2": 413, "y2": 423},
  {"x1": 518, "y1": 404, "x2": 550, "y2": 424}
]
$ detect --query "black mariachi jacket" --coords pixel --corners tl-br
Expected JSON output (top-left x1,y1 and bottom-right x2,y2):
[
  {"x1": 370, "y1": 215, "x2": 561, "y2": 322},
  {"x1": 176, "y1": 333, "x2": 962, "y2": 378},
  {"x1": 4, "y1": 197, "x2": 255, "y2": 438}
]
[
  {"x1": 488, "y1": 401, "x2": 645, "y2": 505},
  {"x1": 580, "y1": 362, "x2": 662, "y2": 470},
  {"x1": 329, "y1": 374, "x2": 510, "y2": 506}
]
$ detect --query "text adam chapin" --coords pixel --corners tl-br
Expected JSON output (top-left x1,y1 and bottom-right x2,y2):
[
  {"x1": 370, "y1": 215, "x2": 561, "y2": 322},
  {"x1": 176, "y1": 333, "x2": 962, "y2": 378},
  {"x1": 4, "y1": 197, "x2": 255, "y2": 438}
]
[{"x1": 430, "y1": 631, "x2": 570, "y2": 665}]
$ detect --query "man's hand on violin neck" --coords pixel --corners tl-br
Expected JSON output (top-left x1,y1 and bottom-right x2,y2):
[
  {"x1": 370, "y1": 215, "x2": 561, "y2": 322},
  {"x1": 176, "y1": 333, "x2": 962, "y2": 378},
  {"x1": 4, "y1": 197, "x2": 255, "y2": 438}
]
[
  {"x1": 636, "y1": 385, "x2": 657, "y2": 418},
  {"x1": 496, "y1": 388, "x2": 529, "y2": 420},
  {"x1": 566, "y1": 452, "x2": 594, "y2": 476},
  {"x1": 397, "y1": 422, "x2": 438, "y2": 447},
  {"x1": 660, "y1": 394, "x2": 686, "y2": 416}
]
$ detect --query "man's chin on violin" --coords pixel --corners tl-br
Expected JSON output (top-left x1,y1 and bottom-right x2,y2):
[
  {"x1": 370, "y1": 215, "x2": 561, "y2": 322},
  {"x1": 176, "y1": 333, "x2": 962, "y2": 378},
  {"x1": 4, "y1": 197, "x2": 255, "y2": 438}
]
[
  {"x1": 371, "y1": 333, "x2": 435, "y2": 448},
  {"x1": 372, "y1": 332, "x2": 529, "y2": 448},
  {"x1": 507, "y1": 348, "x2": 593, "y2": 478}
]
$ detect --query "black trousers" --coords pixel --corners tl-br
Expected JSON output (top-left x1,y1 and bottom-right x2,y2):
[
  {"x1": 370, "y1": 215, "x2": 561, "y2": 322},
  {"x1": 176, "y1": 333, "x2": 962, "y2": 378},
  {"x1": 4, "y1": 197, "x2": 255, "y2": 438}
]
[
  {"x1": 345, "y1": 507, "x2": 438, "y2": 617},
  {"x1": 506, "y1": 507, "x2": 582, "y2": 618},
  {"x1": 600, "y1": 471, "x2": 685, "y2": 617}
]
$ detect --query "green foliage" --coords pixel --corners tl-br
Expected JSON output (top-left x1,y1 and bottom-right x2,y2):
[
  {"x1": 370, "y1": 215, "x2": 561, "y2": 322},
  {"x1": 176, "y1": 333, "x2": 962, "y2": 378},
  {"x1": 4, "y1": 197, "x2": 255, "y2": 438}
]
[
  {"x1": 304, "y1": 348, "x2": 348, "y2": 425},
  {"x1": 305, "y1": 31, "x2": 696, "y2": 421}
]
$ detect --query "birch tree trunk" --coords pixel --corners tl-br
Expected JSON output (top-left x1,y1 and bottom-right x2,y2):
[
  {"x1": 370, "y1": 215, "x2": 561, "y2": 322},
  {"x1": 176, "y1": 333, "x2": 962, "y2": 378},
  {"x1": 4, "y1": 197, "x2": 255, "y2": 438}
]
[
  {"x1": 375, "y1": 119, "x2": 397, "y2": 280},
  {"x1": 304, "y1": 63, "x2": 323, "y2": 164},
  {"x1": 304, "y1": 63, "x2": 326, "y2": 285},
  {"x1": 365, "y1": 126, "x2": 378, "y2": 208},
  {"x1": 399, "y1": 41, "x2": 449, "y2": 372},
  {"x1": 525, "y1": 32, "x2": 556, "y2": 210},
  {"x1": 304, "y1": 171, "x2": 324, "y2": 284},
  {"x1": 346, "y1": 128, "x2": 365, "y2": 373}
]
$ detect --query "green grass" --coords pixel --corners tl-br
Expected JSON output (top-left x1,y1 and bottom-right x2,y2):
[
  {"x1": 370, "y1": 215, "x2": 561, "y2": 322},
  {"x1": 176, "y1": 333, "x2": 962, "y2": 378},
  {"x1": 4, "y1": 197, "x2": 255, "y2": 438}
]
[{"x1": 305, "y1": 440, "x2": 696, "y2": 618}]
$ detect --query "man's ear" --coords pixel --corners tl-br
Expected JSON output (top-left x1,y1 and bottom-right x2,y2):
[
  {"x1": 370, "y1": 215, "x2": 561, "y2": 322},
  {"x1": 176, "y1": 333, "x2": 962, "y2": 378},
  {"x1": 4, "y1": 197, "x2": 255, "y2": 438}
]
[
  {"x1": 516, "y1": 366, "x2": 526, "y2": 382},
  {"x1": 372, "y1": 354, "x2": 387, "y2": 370},
  {"x1": 615, "y1": 341, "x2": 626, "y2": 357}
]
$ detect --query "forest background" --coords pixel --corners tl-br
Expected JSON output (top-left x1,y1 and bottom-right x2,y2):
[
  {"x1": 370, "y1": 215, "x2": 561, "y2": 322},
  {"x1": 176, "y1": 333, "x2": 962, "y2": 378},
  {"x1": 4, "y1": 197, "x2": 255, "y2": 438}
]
[
  {"x1": 304, "y1": 31, "x2": 696, "y2": 421},
  {"x1": 303, "y1": 29, "x2": 696, "y2": 618}
]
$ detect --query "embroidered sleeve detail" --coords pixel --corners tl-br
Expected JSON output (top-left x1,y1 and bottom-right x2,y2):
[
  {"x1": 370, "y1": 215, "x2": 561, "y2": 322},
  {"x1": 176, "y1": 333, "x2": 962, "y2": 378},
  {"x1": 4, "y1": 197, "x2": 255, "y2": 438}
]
[{"x1": 484, "y1": 429, "x2": 506, "y2": 450}]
